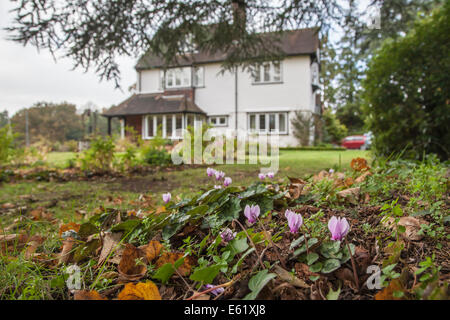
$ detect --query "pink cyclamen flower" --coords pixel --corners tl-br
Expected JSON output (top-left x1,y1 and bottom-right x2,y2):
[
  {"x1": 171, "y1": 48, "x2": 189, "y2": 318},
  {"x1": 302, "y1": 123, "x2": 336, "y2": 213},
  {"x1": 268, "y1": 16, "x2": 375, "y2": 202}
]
[
  {"x1": 204, "y1": 284, "x2": 225, "y2": 296},
  {"x1": 215, "y1": 170, "x2": 225, "y2": 180},
  {"x1": 258, "y1": 173, "x2": 266, "y2": 180},
  {"x1": 162, "y1": 192, "x2": 171, "y2": 204},
  {"x1": 328, "y1": 216, "x2": 350, "y2": 241},
  {"x1": 207, "y1": 167, "x2": 216, "y2": 177},
  {"x1": 285, "y1": 209, "x2": 303, "y2": 234},
  {"x1": 267, "y1": 172, "x2": 275, "y2": 179},
  {"x1": 214, "y1": 185, "x2": 222, "y2": 189},
  {"x1": 223, "y1": 177, "x2": 232, "y2": 187},
  {"x1": 244, "y1": 204, "x2": 260, "y2": 224},
  {"x1": 220, "y1": 228, "x2": 237, "y2": 243}
]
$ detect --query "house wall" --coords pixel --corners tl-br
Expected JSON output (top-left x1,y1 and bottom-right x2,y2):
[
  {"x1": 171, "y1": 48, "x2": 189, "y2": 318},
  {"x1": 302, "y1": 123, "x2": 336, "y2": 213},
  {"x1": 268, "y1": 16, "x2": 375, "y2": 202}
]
[{"x1": 137, "y1": 55, "x2": 316, "y2": 147}]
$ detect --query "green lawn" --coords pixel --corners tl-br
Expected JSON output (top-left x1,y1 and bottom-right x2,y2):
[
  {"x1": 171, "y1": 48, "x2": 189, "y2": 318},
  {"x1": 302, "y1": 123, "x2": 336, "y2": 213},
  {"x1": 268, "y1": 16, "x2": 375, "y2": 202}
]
[{"x1": 1, "y1": 150, "x2": 369, "y2": 226}]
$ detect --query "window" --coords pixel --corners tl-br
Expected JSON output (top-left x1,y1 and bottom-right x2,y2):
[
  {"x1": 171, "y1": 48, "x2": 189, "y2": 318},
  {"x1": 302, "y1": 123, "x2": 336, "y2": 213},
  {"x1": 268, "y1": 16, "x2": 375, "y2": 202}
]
[
  {"x1": 311, "y1": 62, "x2": 319, "y2": 86},
  {"x1": 247, "y1": 112, "x2": 288, "y2": 134},
  {"x1": 165, "y1": 67, "x2": 191, "y2": 88},
  {"x1": 193, "y1": 67, "x2": 204, "y2": 87},
  {"x1": 208, "y1": 115, "x2": 228, "y2": 127},
  {"x1": 252, "y1": 61, "x2": 282, "y2": 84}
]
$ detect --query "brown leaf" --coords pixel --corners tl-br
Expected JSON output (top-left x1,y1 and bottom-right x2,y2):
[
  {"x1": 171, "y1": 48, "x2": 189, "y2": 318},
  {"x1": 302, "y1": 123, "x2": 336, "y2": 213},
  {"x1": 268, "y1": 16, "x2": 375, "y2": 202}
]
[
  {"x1": 1, "y1": 203, "x2": 15, "y2": 209},
  {"x1": 118, "y1": 244, "x2": 147, "y2": 281},
  {"x1": 139, "y1": 240, "x2": 163, "y2": 263},
  {"x1": 58, "y1": 222, "x2": 81, "y2": 237},
  {"x1": 74, "y1": 290, "x2": 107, "y2": 300},
  {"x1": 374, "y1": 279, "x2": 404, "y2": 300},
  {"x1": 350, "y1": 157, "x2": 370, "y2": 172},
  {"x1": 58, "y1": 237, "x2": 75, "y2": 265},
  {"x1": 155, "y1": 252, "x2": 193, "y2": 276},
  {"x1": 29, "y1": 207, "x2": 54, "y2": 221},
  {"x1": 337, "y1": 187, "x2": 360, "y2": 204},
  {"x1": 355, "y1": 171, "x2": 372, "y2": 183},
  {"x1": 118, "y1": 281, "x2": 162, "y2": 300},
  {"x1": 97, "y1": 232, "x2": 123, "y2": 267},
  {"x1": 24, "y1": 235, "x2": 45, "y2": 259},
  {"x1": 399, "y1": 216, "x2": 427, "y2": 241},
  {"x1": 274, "y1": 265, "x2": 309, "y2": 288}
]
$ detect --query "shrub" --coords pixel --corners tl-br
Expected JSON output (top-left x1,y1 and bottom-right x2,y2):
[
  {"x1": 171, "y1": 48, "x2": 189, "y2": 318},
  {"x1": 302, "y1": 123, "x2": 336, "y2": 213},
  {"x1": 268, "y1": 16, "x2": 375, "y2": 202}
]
[
  {"x1": 321, "y1": 109, "x2": 348, "y2": 145},
  {"x1": 0, "y1": 126, "x2": 15, "y2": 165},
  {"x1": 79, "y1": 135, "x2": 115, "y2": 172},
  {"x1": 363, "y1": 3, "x2": 450, "y2": 160}
]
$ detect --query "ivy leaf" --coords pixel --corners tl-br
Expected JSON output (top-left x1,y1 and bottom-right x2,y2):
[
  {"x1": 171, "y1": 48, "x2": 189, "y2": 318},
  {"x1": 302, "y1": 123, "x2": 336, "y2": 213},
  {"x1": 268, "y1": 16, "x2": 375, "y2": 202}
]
[
  {"x1": 306, "y1": 252, "x2": 319, "y2": 265},
  {"x1": 243, "y1": 269, "x2": 276, "y2": 300},
  {"x1": 309, "y1": 262, "x2": 323, "y2": 273},
  {"x1": 293, "y1": 238, "x2": 318, "y2": 257},
  {"x1": 322, "y1": 259, "x2": 341, "y2": 273}
]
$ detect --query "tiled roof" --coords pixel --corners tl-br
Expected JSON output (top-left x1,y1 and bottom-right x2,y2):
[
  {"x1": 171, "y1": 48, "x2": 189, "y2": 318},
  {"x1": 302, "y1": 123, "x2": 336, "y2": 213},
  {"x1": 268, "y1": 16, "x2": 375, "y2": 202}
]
[
  {"x1": 102, "y1": 93, "x2": 206, "y2": 117},
  {"x1": 136, "y1": 28, "x2": 319, "y2": 70}
]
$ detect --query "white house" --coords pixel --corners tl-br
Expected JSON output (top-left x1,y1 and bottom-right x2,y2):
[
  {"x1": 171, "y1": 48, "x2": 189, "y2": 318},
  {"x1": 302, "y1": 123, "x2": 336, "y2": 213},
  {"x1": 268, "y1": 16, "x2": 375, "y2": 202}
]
[{"x1": 103, "y1": 28, "x2": 322, "y2": 147}]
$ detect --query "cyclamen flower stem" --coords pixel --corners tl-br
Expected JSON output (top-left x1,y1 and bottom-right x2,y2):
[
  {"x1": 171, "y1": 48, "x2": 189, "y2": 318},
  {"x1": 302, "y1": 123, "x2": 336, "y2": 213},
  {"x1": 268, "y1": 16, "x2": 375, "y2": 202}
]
[
  {"x1": 233, "y1": 219, "x2": 265, "y2": 270},
  {"x1": 258, "y1": 219, "x2": 286, "y2": 269},
  {"x1": 345, "y1": 238, "x2": 360, "y2": 292},
  {"x1": 186, "y1": 279, "x2": 236, "y2": 300},
  {"x1": 302, "y1": 227, "x2": 310, "y2": 256}
]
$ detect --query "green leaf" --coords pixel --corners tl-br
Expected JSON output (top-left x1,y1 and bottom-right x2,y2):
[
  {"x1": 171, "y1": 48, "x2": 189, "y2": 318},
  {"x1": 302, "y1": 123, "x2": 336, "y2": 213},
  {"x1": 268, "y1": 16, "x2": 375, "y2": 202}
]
[
  {"x1": 326, "y1": 285, "x2": 341, "y2": 300},
  {"x1": 152, "y1": 263, "x2": 175, "y2": 284},
  {"x1": 289, "y1": 235, "x2": 305, "y2": 250},
  {"x1": 243, "y1": 270, "x2": 276, "y2": 300},
  {"x1": 217, "y1": 197, "x2": 241, "y2": 222},
  {"x1": 293, "y1": 238, "x2": 318, "y2": 257},
  {"x1": 320, "y1": 241, "x2": 341, "y2": 258},
  {"x1": 226, "y1": 237, "x2": 249, "y2": 258},
  {"x1": 231, "y1": 248, "x2": 255, "y2": 274},
  {"x1": 309, "y1": 262, "x2": 323, "y2": 273},
  {"x1": 190, "y1": 264, "x2": 224, "y2": 283},
  {"x1": 309, "y1": 275, "x2": 320, "y2": 281},
  {"x1": 322, "y1": 259, "x2": 341, "y2": 274},
  {"x1": 78, "y1": 222, "x2": 99, "y2": 238},
  {"x1": 306, "y1": 252, "x2": 319, "y2": 265},
  {"x1": 110, "y1": 219, "x2": 141, "y2": 233},
  {"x1": 340, "y1": 243, "x2": 355, "y2": 264}
]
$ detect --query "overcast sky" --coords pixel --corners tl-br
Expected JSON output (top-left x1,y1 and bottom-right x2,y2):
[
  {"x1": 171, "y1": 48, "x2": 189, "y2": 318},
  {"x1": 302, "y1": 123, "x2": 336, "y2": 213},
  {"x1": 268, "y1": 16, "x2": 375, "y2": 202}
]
[
  {"x1": 0, "y1": 1, "x2": 137, "y2": 116},
  {"x1": 0, "y1": 0, "x2": 375, "y2": 117}
]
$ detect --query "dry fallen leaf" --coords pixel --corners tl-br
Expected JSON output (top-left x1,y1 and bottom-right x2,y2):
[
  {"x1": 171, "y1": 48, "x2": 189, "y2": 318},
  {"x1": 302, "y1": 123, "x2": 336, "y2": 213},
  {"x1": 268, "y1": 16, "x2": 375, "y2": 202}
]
[
  {"x1": 24, "y1": 235, "x2": 45, "y2": 259},
  {"x1": 382, "y1": 216, "x2": 427, "y2": 241},
  {"x1": 139, "y1": 240, "x2": 163, "y2": 263},
  {"x1": 118, "y1": 281, "x2": 162, "y2": 300},
  {"x1": 97, "y1": 232, "x2": 123, "y2": 267},
  {"x1": 58, "y1": 237, "x2": 76, "y2": 265},
  {"x1": 155, "y1": 252, "x2": 193, "y2": 276},
  {"x1": 374, "y1": 279, "x2": 404, "y2": 300},
  {"x1": 350, "y1": 157, "x2": 370, "y2": 172},
  {"x1": 74, "y1": 290, "x2": 107, "y2": 300},
  {"x1": 355, "y1": 171, "x2": 372, "y2": 183},
  {"x1": 118, "y1": 244, "x2": 147, "y2": 281},
  {"x1": 29, "y1": 207, "x2": 54, "y2": 221},
  {"x1": 337, "y1": 187, "x2": 360, "y2": 204},
  {"x1": 58, "y1": 222, "x2": 81, "y2": 237},
  {"x1": 274, "y1": 265, "x2": 309, "y2": 288}
]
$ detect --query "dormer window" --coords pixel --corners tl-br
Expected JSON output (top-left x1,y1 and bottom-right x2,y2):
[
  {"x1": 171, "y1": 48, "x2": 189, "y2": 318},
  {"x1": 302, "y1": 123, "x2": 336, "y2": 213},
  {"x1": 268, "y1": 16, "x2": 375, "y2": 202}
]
[
  {"x1": 165, "y1": 67, "x2": 191, "y2": 88},
  {"x1": 252, "y1": 61, "x2": 282, "y2": 84}
]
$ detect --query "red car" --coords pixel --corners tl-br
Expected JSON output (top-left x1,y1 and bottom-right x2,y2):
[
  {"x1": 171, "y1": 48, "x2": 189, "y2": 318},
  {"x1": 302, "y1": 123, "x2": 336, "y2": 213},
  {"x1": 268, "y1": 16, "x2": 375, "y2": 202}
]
[{"x1": 341, "y1": 135, "x2": 366, "y2": 149}]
